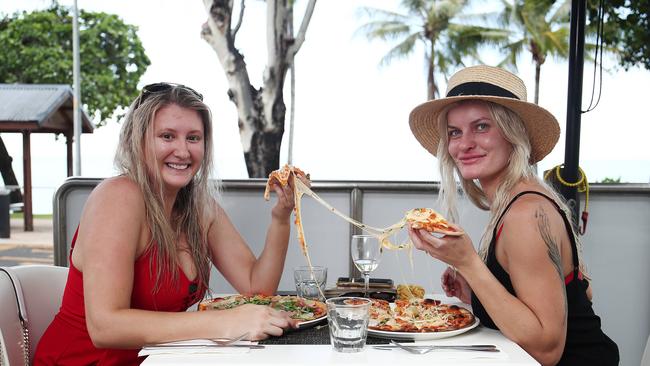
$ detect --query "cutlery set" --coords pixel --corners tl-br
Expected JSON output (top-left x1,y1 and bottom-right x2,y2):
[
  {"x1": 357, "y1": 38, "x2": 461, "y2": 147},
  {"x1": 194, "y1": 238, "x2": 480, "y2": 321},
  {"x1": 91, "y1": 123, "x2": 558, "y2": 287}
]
[{"x1": 372, "y1": 340, "x2": 499, "y2": 354}]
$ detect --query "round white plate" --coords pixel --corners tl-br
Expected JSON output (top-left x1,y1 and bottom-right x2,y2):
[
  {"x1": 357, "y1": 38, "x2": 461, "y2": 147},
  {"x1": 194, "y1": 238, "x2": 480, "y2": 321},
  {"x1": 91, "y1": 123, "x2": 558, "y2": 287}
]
[
  {"x1": 367, "y1": 317, "x2": 480, "y2": 340},
  {"x1": 297, "y1": 315, "x2": 327, "y2": 329}
]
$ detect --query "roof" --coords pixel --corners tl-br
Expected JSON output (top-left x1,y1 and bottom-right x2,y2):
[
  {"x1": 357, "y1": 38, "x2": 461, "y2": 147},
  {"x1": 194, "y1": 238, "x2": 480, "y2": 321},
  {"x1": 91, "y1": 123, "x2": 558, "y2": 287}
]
[{"x1": 0, "y1": 84, "x2": 94, "y2": 133}]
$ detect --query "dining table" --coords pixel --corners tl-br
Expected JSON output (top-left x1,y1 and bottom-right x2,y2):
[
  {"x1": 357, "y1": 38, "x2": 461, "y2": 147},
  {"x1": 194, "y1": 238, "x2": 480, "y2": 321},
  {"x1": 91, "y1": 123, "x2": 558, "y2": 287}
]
[{"x1": 140, "y1": 295, "x2": 540, "y2": 366}]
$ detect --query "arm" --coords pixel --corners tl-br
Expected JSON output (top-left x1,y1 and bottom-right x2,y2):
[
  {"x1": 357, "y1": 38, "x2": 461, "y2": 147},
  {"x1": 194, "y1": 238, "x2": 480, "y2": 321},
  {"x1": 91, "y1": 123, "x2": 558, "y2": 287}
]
[
  {"x1": 77, "y1": 178, "x2": 294, "y2": 347},
  {"x1": 209, "y1": 181, "x2": 296, "y2": 295},
  {"x1": 410, "y1": 199, "x2": 568, "y2": 366}
]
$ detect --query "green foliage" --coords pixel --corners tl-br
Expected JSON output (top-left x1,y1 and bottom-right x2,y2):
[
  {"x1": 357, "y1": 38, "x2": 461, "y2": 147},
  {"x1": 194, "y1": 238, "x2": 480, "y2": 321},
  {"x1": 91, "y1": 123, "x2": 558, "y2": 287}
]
[
  {"x1": 599, "y1": 177, "x2": 622, "y2": 184},
  {"x1": 587, "y1": 0, "x2": 650, "y2": 71},
  {"x1": 496, "y1": 1, "x2": 571, "y2": 69},
  {"x1": 0, "y1": 3, "x2": 150, "y2": 126},
  {"x1": 357, "y1": 0, "x2": 509, "y2": 99}
]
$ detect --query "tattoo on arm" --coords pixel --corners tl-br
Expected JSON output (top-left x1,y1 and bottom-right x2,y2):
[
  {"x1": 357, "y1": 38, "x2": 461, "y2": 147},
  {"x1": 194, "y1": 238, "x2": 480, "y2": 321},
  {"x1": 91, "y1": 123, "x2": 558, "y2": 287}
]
[
  {"x1": 535, "y1": 207, "x2": 563, "y2": 280},
  {"x1": 535, "y1": 207, "x2": 568, "y2": 317}
]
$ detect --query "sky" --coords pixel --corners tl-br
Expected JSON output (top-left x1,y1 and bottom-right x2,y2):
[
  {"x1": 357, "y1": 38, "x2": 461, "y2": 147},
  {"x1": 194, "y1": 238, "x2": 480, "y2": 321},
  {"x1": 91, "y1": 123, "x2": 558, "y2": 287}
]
[{"x1": 1, "y1": 0, "x2": 650, "y2": 213}]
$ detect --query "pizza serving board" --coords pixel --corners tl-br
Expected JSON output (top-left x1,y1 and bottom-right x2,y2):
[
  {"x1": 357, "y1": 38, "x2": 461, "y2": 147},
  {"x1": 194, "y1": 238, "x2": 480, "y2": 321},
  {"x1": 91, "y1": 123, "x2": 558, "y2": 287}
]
[{"x1": 367, "y1": 317, "x2": 480, "y2": 340}]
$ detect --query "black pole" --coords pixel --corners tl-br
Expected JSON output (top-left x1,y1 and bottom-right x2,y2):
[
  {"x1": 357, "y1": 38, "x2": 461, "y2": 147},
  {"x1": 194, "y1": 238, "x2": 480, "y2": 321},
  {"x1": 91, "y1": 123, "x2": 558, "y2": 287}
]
[{"x1": 561, "y1": 0, "x2": 587, "y2": 227}]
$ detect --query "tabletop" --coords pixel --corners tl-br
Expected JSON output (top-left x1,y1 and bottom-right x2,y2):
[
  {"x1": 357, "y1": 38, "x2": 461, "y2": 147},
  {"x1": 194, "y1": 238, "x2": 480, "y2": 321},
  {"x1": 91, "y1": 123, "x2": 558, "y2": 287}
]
[{"x1": 141, "y1": 295, "x2": 540, "y2": 366}]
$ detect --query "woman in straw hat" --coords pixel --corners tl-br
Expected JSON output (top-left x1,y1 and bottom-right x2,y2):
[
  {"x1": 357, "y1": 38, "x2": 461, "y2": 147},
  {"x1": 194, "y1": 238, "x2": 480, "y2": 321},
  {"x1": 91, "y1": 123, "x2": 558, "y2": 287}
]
[{"x1": 407, "y1": 65, "x2": 618, "y2": 366}]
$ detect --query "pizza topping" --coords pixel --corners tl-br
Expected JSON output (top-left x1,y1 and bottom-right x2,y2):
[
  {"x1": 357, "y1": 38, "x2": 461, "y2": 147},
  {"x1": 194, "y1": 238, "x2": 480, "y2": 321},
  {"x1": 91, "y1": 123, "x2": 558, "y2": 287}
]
[
  {"x1": 199, "y1": 295, "x2": 326, "y2": 322},
  {"x1": 368, "y1": 298, "x2": 474, "y2": 333}
]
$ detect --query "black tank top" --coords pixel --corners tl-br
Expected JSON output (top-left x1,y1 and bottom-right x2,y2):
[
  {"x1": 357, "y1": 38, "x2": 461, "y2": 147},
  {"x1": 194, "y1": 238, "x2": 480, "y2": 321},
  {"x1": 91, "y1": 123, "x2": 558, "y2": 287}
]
[{"x1": 470, "y1": 191, "x2": 619, "y2": 365}]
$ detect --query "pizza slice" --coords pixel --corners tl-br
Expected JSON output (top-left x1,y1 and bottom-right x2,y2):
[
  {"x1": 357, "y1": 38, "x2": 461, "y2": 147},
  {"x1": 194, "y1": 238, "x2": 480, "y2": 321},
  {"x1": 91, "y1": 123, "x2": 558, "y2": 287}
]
[
  {"x1": 269, "y1": 295, "x2": 327, "y2": 321},
  {"x1": 263, "y1": 164, "x2": 308, "y2": 201},
  {"x1": 404, "y1": 208, "x2": 464, "y2": 236},
  {"x1": 199, "y1": 295, "x2": 326, "y2": 322}
]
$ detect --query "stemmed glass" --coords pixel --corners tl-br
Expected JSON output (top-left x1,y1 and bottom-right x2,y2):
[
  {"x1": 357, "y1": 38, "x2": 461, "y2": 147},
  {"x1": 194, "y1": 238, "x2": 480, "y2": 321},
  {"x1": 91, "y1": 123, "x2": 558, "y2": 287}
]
[{"x1": 350, "y1": 234, "x2": 382, "y2": 297}]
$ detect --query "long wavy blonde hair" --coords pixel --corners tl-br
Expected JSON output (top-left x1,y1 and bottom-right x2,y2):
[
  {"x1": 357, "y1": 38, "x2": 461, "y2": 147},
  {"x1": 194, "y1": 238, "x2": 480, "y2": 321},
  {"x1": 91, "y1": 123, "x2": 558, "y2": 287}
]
[
  {"x1": 435, "y1": 100, "x2": 584, "y2": 268},
  {"x1": 114, "y1": 85, "x2": 217, "y2": 292}
]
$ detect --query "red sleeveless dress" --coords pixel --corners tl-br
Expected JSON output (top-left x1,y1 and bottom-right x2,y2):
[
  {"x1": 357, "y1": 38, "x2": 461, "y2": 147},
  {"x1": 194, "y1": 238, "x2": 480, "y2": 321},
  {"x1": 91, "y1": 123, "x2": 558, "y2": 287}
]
[{"x1": 34, "y1": 229, "x2": 205, "y2": 366}]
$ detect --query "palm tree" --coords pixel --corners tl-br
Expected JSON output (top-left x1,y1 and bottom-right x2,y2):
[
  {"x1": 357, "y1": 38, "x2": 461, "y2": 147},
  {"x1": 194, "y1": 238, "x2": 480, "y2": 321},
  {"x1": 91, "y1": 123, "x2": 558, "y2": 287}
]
[
  {"x1": 496, "y1": 0, "x2": 571, "y2": 104},
  {"x1": 357, "y1": 0, "x2": 509, "y2": 100}
]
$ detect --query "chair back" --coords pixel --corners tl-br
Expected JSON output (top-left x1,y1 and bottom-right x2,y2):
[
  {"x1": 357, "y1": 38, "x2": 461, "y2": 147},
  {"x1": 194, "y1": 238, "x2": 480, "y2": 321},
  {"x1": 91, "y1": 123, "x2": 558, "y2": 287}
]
[
  {"x1": 1, "y1": 328, "x2": 11, "y2": 365},
  {"x1": 0, "y1": 267, "x2": 27, "y2": 366},
  {"x1": 11, "y1": 265, "x2": 68, "y2": 364},
  {"x1": 642, "y1": 333, "x2": 650, "y2": 366},
  {"x1": 0, "y1": 265, "x2": 68, "y2": 366}
]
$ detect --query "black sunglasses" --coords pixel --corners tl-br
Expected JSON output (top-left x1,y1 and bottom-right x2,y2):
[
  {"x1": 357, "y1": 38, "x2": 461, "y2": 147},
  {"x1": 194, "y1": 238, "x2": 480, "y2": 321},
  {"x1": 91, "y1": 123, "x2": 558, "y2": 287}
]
[
  {"x1": 134, "y1": 82, "x2": 203, "y2": 110},
  {"x1": 340, "y1": 291, "x2": 396, "y2": 302}
]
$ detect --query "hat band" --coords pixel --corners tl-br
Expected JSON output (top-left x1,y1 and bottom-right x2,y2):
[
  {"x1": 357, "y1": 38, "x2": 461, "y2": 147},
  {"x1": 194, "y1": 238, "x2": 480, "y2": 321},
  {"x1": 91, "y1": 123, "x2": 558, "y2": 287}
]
[{"x1": 447, "y1": 82, "x2": 519, "y2": 100}]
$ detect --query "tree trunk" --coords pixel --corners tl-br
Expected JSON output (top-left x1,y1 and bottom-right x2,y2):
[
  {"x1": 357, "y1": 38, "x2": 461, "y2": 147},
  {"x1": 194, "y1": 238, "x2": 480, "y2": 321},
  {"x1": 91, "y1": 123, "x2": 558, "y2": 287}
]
[
  {"x1": 202, "y1": 0, "x2": 316, "y2": 178},
  {"x1": 427, "y1": 40, "x2": 437, "y2": 100},
  {"x1": 534, "y1": 61, "x2": 541, "y2": 105},
  {"x1": 0, "y1": 136, "x2": 23, "y2": 204}
]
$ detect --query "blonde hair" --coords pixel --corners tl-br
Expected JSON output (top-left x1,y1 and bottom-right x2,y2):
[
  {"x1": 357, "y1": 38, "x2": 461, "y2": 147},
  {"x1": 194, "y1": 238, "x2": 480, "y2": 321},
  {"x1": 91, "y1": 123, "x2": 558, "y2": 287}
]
[
  {"x1": 436, "y1": 100, "x2": 584, "y2": 268},
  {"x1": 114, "y1": 86, "x2": 218, "y2": 292}
]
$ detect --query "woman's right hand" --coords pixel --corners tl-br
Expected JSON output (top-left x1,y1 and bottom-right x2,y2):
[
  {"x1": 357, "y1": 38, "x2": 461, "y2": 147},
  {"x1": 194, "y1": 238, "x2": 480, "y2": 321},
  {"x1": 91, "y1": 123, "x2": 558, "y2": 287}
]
[
  {"x1": 441, "y1": 267, "x2": 472, "y2": 304},
  {"x1": 225, "y1": 304, "x2": 298, "y2": 341}
]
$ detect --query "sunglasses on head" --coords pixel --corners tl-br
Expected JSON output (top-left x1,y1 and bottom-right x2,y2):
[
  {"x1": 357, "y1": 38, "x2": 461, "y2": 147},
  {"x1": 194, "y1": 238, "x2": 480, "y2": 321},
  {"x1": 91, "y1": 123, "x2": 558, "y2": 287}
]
[
  {"x1": 340, "y1": 291, "x2": 396, "y2": 302},
  {"x1": 133, "y1": 82, "x2": 203, "y2": 110}
]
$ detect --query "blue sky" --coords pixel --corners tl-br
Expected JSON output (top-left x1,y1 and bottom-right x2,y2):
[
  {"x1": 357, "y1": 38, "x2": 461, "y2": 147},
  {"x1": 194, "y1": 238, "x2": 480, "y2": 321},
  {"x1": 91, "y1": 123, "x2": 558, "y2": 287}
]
[{"x1": 2, "y1": 0, "x2": 649, "y2": 212}]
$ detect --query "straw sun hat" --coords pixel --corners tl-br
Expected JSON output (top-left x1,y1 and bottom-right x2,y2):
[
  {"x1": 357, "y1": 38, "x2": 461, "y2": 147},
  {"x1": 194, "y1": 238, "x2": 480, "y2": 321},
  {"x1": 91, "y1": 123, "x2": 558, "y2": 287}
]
[{"x1": 409, "y1": 65, "x2": 560, "y2": 163}]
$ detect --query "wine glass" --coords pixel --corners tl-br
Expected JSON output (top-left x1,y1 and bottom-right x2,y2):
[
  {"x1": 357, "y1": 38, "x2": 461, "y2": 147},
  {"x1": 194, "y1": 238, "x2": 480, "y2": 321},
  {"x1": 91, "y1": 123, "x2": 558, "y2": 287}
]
[{"x1": 350, "y1": 234, "x2": 382, "y2": 297}]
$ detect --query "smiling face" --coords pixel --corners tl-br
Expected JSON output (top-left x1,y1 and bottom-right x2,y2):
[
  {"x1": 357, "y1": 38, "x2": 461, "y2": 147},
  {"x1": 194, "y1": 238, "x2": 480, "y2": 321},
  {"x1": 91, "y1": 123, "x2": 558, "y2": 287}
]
[
  {"x1": 446, "y1": 101, "x2": 513, "y2": 187},
  {"x1": 144, "y1": 103, "x2": 205, "y2": 197}
]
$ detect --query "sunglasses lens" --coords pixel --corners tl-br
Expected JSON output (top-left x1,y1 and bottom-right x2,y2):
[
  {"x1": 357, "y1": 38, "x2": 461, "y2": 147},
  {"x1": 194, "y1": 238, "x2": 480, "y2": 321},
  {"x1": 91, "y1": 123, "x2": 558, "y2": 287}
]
[
  {"x1": 135, "y1": 83, "x2": 203, "y2": 110},
  {"x1": 143, "y1": 83, "x2": 173, "y2": 94}
]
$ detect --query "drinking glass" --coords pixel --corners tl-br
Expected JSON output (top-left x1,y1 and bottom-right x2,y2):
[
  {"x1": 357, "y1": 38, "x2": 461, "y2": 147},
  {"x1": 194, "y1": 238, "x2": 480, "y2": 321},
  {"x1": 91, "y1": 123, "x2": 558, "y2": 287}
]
[
  {"x1": 326, "y1": 297, "x2": 371, "y2": 352},
  {"x1": 293, "y1": 266, "x2": 327, "y2": 301},
  {"x1": 350, "y1": 234, "x2": 382, "y2": 297}
]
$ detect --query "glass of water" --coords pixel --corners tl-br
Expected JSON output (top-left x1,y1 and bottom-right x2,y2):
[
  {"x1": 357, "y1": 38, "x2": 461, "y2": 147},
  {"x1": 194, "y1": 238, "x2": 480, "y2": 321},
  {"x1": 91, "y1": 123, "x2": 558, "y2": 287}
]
[
  {"x1": 350, "y1": 235, "x2": 382, "y2": 297},
  {"x1": 294, "y1": 266, "x2": 327, "y2": 301},
  {"x1": 326, "y1": 297, "x2": 371, "y2": 352}
]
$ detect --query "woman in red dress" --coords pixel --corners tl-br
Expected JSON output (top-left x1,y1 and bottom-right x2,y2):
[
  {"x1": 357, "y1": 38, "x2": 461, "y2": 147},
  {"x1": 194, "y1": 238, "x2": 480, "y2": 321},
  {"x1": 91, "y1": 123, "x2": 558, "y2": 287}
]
[{"x1": 35, "y1": 83, "x2": 303, "y2": 365}]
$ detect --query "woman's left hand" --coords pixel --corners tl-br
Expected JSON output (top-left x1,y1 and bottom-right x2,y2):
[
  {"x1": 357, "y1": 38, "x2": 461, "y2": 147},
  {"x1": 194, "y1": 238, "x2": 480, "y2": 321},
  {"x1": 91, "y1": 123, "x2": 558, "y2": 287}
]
[{"x1": 407, "y1": 224, "x2": 478, "y2": 270}]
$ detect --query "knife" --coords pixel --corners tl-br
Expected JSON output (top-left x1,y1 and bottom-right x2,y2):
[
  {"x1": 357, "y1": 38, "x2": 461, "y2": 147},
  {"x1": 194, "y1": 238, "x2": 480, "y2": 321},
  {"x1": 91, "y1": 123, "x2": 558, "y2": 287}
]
[
  {"x1": 143, "y1": 344, "x2": 265, "y2": 349},
  {"x1": 372, "y1": 344, "x2": 498, "y2": 352}
]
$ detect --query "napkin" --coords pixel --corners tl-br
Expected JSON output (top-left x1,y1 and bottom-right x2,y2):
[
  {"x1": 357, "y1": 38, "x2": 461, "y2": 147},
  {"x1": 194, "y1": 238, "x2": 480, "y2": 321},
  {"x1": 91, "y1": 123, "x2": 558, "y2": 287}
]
[{"x1": 138, "y1": 339, "x2": 255, "y2": 356}]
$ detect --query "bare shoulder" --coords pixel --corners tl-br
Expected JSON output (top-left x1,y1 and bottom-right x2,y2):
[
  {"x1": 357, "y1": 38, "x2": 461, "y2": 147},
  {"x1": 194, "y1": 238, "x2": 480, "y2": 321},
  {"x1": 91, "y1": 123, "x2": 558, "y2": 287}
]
[
  {"x1": 501, "y1": 192, "x2": 563, "y2": 228},
  {"x1": 83, "y1": 176, "x2": 145, "y2": 219},
  {"x1": 499, "y1": 192, "x2": 566, "y2": 254}
]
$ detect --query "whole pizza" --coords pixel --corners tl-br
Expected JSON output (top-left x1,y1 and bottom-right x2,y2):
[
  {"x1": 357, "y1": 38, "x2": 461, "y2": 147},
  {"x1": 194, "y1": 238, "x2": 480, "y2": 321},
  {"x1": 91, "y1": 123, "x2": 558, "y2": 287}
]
[
  {"x1": 199, "y1": 294, "x2": 327, "y2": 322},
  {"x1": 368, "y1": 298, "x2": 475, "y2": 332}
]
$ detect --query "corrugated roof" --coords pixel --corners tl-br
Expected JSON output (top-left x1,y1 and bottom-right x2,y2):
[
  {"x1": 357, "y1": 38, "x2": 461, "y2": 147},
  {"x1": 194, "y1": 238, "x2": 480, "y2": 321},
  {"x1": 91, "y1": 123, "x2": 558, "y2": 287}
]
[{"x1": 0, "y1": 84, "x2": 93, "y2": 133}]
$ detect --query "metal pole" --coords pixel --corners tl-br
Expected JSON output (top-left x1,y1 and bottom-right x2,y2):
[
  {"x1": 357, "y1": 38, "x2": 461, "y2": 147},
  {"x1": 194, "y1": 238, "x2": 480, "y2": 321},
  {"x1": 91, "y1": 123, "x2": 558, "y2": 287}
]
[
  {"x1": 72, "y1": 0, "x2": 82, "y2": 176},
  {"x1": 561, "y1": 0, "x2": 587, "y2": 226}
]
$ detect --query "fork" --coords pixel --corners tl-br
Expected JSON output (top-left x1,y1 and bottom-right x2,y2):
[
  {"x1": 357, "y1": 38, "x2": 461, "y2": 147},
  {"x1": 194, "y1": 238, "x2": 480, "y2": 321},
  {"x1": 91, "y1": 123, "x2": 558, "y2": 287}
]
[
  {"x1": 209, "y1": 332, "x2": 250, "y2": 345},
  {"x1": 388, "y1": 340, "x2": 499, "y2": 354}
]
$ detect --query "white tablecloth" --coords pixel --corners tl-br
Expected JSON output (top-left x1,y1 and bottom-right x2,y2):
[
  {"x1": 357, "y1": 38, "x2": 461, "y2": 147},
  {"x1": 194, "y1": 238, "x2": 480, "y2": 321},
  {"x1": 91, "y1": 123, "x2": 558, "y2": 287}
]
[
  {"x1": 141, "y1": 326, "x2": 539, "y2": 366},
  {"x1": 142, "y1": 294, "x2": 539, "y2": 365}
]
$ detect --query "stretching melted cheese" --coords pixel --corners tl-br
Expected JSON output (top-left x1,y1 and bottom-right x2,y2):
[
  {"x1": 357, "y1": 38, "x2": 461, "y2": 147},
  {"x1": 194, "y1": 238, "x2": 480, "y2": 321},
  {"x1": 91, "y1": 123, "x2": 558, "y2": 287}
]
[{"x1": 264, "y1": 165, "x2": 462, "y2": 299}]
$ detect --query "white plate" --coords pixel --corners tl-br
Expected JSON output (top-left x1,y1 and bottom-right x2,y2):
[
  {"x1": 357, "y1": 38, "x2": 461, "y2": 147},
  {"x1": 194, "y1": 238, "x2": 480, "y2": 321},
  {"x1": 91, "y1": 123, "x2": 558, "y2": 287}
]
[
  {"x1": 296, "y1": 315, "x2": 327, "y2": 329},
  {"x1": 367, "y1": 317, "x2": 480, "y2": 340}
]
